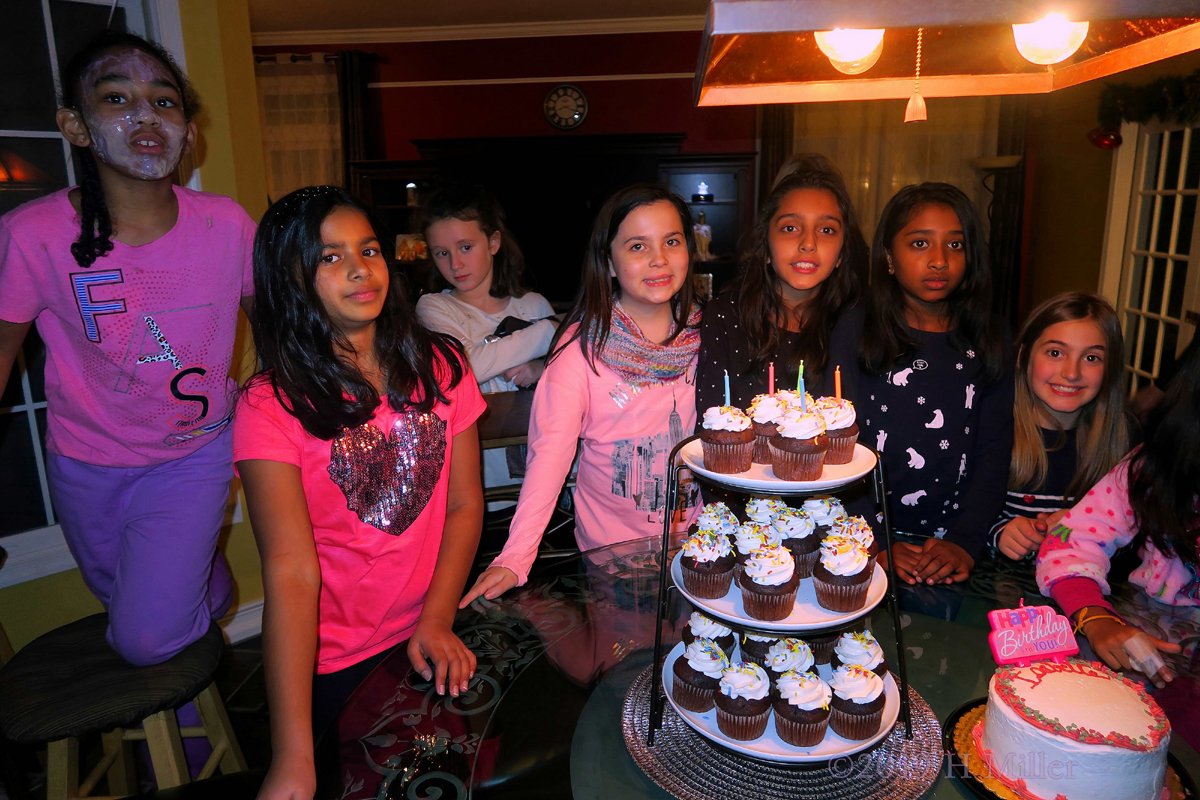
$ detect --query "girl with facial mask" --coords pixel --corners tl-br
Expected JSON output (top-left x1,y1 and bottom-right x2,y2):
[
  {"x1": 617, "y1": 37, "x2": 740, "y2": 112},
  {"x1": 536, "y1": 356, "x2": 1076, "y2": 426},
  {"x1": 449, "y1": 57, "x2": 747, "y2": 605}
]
[{"x1": 0, "y1": 31, "x2": 256, "y2": 666}]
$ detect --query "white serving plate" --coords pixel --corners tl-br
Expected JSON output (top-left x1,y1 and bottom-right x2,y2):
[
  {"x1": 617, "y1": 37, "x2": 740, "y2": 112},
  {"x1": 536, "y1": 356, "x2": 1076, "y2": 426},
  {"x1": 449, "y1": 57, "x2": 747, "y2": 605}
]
[
  {"x1": 681, "y1": 440, "x2": 876, "y2": 493},
  {"x1": 662, "y1": 641, "x2": 900, "y2": 763},
  {"x1": 671, "y1": 552, "x2": 886, "y2": 632}
]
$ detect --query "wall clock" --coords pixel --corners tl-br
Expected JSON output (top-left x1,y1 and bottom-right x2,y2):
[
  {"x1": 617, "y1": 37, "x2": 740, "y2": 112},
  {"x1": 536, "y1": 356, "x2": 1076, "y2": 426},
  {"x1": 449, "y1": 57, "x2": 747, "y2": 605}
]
[{"x1": 544, "y1": 84, "x2": 587, "y2": 130}]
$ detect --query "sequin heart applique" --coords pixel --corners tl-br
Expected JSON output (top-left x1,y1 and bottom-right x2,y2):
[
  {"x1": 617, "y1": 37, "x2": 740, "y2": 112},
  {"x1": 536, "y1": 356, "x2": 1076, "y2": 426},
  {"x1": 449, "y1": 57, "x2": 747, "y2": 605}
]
[{"x1": 327, "y1": 411, "x2": 447, "y2": 535}]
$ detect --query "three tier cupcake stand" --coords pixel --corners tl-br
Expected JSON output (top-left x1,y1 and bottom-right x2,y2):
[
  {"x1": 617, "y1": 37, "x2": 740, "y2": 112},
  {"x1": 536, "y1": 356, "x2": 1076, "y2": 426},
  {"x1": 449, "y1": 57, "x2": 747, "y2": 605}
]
[{"x1": 622, "y1": 434, "x2": 945, "y2": 800}]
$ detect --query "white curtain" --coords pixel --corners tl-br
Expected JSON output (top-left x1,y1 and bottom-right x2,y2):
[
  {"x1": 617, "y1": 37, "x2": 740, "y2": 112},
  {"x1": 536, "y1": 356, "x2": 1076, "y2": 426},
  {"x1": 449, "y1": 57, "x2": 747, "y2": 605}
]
[
  {"x1": 255, "y1": 56, "x2": 343, "y2": 202},
  {"x1": 792, "y1": 97, "x2": 1002, "y2": 242}
]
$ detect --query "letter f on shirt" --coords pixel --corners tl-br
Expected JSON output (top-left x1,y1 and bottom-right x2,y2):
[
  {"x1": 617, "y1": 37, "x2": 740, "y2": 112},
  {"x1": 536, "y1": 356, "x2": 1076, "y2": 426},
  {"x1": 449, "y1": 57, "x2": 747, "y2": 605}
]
[{"x1": 71, "y1": 271, "x2": 126, "y2": 343}]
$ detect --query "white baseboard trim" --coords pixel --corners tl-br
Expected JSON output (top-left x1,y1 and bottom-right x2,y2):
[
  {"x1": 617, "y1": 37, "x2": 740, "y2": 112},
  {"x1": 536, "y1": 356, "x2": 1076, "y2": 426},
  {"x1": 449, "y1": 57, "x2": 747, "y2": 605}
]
[
  {"x1": 218, "y1": 597, "x2": 264, "y2": 644},
  {"x1": 0, "y1": 526, "x2": 75, "y2": 589}
]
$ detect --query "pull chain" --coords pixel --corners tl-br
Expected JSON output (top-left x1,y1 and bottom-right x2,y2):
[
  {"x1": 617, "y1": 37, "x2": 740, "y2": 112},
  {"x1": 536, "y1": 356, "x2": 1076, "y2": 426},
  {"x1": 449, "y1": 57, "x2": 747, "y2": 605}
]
[{"x1": 905, "y1": 27, "x2": 928, "y2": 123}]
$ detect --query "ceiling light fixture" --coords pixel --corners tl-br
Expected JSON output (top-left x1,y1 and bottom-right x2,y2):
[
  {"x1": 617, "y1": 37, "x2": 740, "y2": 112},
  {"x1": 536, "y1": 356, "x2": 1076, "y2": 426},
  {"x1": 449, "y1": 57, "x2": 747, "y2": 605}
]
[
  {"x1": 814, "y1": 28, "x2": 886, "y2": 74},
  {"x1": 1012, "y1": 14, "x2": 1090, "y2": 65}
]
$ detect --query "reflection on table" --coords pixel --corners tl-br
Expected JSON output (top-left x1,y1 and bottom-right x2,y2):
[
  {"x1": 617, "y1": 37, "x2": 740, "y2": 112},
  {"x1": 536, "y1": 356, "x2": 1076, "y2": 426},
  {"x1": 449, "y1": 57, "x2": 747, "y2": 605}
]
[{"x1": 313, "y1": 538, "x2": 1200, "y2": 800}]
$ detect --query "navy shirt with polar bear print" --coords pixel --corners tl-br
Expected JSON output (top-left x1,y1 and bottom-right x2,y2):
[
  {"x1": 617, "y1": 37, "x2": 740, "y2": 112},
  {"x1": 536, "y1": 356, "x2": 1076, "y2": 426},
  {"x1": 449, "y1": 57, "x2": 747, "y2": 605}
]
[{"x1": 856, "y1": 320, "x2": 1013, "y2": 561}]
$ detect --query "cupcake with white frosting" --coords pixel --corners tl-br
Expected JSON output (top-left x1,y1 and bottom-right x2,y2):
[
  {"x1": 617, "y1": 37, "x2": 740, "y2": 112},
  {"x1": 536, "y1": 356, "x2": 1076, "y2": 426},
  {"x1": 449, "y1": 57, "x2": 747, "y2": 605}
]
[
  {"x1": 768, "y1": 407, "x2": 828, "y2": 481},
  {"x1": 671, "y1": 638, "x2": 729, "y2": 712},
  {"x1": 732, "y1": 522, "x2": 779, "y2": 569},
  {"x1": 682, "y1": 611, "x2": 736, "y2": 658},
  {"x1": 801, "y1": 496, "x2": 847, "y2": 533},
  {"x1": 679, "y1": 528, "x2": 735, "y2": 599},
  {"x1": 813, "y1": 396, "x2": 859, "y2": 464},
  {"x1": 700, "y1": 405, "x2": 754, "y2": 474},
  {"x1": 828, "y1": 664, "x2": 886, "y2": 740},
  {"x1": 736, "y1": 544, "x2": 799, "y2": 621},
  {"x1": 765, "y1": 637, "x2": 815, "y2": 680},
  {"x1": 772, "y1": 670, "x2": 832, "y2": 747},
  {"x1": 830, "y1": 515, "x2": 878, "y2": 571},
  {"x1": 744, "y1": 496, "x2": 786, "y2": 525},
  {"x1": 812, "y1": 536, "x2": 872, "y2": 612},
  {"x1": 772, "y1": 506, "x2": 820, "y2": 578},
  {"x1": 714, "y1": 661, "x2": 772, "y2": 740},
  {"x1": 830, "y1": 630, "x2": 889, "y2": 678},
  {"x1": 747, "y1": 393, "x2": 791, "y2": 464},
  {"x1": 696, "y1": 502, "x2": 739, "y2": 547}
]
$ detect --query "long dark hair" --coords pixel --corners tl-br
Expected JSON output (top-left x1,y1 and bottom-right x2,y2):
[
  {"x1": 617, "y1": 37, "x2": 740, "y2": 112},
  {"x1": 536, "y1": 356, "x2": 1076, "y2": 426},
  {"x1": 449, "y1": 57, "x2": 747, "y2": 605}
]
[
  {"x1": 736, "y1": 153, "x2": 867, "y2": 381},
  {"x1": 249, "y1": 186, "x2": 465, "y2": 440},
  {"x1": 1010, "y1": 293, "x2": 1128, "y2": 496},
  {"x1": 59, "y1": 30, "x2": 199, "y2": 268},
  {"x1": 552, "y1": 184, "x2": 698, "y2": 371},
  {"x1": 860, "y1": 182, "x2": 1004, "y2": 384},
  {"x1": 416, "y1": 183, "x2": 529, "y2": 298},
  {"x1": 1128, "y1": 337, "x2": 1200, "y2": 566}
]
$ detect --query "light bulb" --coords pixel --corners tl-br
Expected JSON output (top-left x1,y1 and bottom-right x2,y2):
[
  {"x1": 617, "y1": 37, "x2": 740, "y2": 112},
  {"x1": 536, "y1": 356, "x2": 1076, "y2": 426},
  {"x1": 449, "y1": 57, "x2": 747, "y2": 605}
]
[
  {"x1": 1012, "y1": 14, "x2": 1089, "y2": 65},
  {"x1": 814, "y1": 28, "x2": 886, "y2": 75}
]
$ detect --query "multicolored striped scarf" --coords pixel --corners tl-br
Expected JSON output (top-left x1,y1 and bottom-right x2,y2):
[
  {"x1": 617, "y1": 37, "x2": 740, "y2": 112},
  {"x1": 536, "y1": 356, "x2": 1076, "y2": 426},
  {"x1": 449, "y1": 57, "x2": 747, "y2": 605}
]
[{"x1": 597, "y1": 298, "x2": 702, "y2": 388}]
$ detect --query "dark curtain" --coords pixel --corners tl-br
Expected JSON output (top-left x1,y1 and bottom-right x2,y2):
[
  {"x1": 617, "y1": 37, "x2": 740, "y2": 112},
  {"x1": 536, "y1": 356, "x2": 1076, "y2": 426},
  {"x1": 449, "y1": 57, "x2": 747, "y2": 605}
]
[
  {"x1": 759, "y1": 104, "x2": 795, "y2": 201},
  {"x1": 336, "y1": 50, "x2": 379, "y2": 184},
  {"x1": 987, "y1": 96, "x2": 1030, "y2": 327}
]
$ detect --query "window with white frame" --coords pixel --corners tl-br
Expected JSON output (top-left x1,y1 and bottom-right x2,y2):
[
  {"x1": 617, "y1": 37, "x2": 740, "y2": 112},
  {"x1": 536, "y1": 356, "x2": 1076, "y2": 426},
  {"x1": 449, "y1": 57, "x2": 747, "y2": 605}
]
[
  {"x1": 0, "y1": 0, "x2": 152, "y2": 539},
  {"x1": 1112, "y1": 123, "x2": 1200, "y2": 397}
]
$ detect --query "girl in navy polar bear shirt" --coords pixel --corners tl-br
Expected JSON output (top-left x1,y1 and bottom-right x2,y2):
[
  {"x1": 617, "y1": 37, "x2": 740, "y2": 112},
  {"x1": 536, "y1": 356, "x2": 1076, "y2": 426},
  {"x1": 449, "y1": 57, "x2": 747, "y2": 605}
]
[{"x1": 856, "y1": 183, "x2": 1013, "y2": 585}]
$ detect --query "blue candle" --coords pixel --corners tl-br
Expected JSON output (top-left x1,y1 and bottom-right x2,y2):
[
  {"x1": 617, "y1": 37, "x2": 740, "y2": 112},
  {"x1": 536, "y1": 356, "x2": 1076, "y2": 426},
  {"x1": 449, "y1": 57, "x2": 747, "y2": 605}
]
[{"x1": 724, "y1": 369, "x2": 730, "y2": 407}]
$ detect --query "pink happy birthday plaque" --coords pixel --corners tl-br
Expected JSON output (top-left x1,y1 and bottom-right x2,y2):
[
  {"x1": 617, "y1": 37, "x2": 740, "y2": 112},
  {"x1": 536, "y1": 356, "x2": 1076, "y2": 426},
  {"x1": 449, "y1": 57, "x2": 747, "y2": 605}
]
[{"x1": 987, "y1": 601, "x2": 1079, "y2": 667}]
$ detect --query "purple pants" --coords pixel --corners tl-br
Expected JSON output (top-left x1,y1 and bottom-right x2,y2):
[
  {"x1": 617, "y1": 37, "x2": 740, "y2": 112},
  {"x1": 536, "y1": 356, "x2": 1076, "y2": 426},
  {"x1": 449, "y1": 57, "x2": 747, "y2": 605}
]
[{"x1": 47, "y1": 425, "x2": 235, "y2": 666}]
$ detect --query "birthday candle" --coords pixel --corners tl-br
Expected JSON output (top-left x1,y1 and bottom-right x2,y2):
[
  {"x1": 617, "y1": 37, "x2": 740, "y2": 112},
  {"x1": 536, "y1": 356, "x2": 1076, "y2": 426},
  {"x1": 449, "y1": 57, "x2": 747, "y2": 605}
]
[
  {"x1": 724, "y1": 369, "x2": 731, "y2": 407},
  {"x1": 835, "y1": 366, "x2": 842, "y2": 400},
  {"x1": 768, "y1": 361, "x2": 775, "y2": 396},
  {"x1": 798, "y1": 361, "x2": 806, "y2": 411}
]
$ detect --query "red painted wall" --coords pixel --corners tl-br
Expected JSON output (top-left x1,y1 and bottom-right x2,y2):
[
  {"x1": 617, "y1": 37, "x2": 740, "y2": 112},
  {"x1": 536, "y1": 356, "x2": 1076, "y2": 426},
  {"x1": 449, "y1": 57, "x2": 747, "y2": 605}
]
[{"x1": 255, "y1": 31, "x2": 757, "y2": 160}]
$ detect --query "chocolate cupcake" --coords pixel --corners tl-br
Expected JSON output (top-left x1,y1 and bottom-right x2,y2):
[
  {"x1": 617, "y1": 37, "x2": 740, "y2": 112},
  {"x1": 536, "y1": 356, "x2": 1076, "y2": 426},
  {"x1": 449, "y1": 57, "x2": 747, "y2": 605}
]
[
  {"x1": 732, "y1": 522, "x2": 778, "y2": 571},
  {"x1": 737, "y1": 545, "x2": 799, "y2": 621},
  {"x1": 700, "y1": 406, "x2": 754, "y2": 474},
  {"x1": 682, "y1": 611, "x2": 736, "y2": 659},
  {"x1": 807, "y1": 632, "x2": 839, "y2": 665},
  {"x1": 830, "y1": 515, "x2": 879, "y2": 572},
  {"x1": 812, "y1": 537, "x2": 873, "y2": 613},
  {"x1": 696, "y1": 502, "x2": 740, "y2": 549},
  {"x1": 739, "y1": 633, "x2": 779, "y2": 668},
  {"x1": 769, "y1": 408, "x2": 828, "y2": 481},
  {"x1": 679, "y1": 529, "x2": 736, "y2": 599},
  {"x1": 772, "y1": 670, "x2": 832, "y2": 747},
  {"x1": 813, "y1": 396, "x2": 859, "y2": 465},
  {"x1": 829, "y1": 630, "x2": 889, "y2": 679},
  {"x1": 800, "y1": 496, "x2": 847, "y2": 534},
  {"x1": 744, "y1": 496, "x2": 786, "y2": 525},
  {"x1": 714, "y1": 662, "x2": 772, "y2": 740},
  {"x1": 828, "y1": 665, "x2": 886, "y2": 740},
  {"x1": 671, "y1": 638, "x2": 729, "y2": 712},
  {"x1": 748, "y1": 394, "x2": 790, "y2": 464},
  {"x1": 764, "y1": 637, "x2": 816, "y2": 681},
  {"x1": 772, "y1": 507, "x2": 820, "y2": 578}
]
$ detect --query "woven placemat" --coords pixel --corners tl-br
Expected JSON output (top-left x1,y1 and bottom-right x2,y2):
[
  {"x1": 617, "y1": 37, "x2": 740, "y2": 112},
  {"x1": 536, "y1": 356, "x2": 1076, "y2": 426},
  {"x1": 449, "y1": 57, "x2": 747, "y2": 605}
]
[{"x1": 622, "y1": 666, "x2": 943, "y2": 800}]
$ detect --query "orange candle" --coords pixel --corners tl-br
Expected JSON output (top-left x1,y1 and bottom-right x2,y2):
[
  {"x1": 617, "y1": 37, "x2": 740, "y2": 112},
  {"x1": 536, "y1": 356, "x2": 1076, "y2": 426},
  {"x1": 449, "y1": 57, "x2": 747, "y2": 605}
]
[{"x1": 835, "y1": 366, "x2": 842, "y2": 400}]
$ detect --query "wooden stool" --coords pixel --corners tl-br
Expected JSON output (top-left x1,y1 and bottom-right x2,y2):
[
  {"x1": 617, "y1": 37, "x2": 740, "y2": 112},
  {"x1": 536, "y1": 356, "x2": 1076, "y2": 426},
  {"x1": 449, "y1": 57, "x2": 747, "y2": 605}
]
[{"x1": 0, "y1": 614, "x2": 246, "y2": 800}]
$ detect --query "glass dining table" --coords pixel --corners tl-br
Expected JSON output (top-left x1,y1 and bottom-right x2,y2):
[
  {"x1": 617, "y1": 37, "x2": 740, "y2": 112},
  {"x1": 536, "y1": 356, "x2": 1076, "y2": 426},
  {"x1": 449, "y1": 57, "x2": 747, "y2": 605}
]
[{"x1": 311, "y1": 537, "x2": 1200, "y2": 800}]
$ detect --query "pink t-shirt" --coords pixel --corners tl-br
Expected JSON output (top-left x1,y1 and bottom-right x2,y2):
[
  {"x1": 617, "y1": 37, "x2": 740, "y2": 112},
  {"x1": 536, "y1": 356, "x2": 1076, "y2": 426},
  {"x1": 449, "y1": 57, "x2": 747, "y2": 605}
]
[
  {"x1": 0, "y1": 186, "x2": 255, "y2": 467},
  {"x1": 232, "y1": 365, "x2": 485, "y2": 673}
]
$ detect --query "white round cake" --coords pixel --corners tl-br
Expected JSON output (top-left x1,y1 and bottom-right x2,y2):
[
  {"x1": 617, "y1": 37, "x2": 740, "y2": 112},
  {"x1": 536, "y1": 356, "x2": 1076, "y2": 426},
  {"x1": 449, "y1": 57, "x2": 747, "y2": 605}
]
[{"x1": 974, "y1": 659, "x2": 1170, "y2": 800}]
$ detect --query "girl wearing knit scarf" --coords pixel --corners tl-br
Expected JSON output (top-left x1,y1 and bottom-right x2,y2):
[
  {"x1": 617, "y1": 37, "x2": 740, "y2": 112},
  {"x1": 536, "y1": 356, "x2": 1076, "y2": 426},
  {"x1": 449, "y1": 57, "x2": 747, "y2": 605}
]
[{"x1": 461, "y1": 184, "x2": 703, "y2": 606}]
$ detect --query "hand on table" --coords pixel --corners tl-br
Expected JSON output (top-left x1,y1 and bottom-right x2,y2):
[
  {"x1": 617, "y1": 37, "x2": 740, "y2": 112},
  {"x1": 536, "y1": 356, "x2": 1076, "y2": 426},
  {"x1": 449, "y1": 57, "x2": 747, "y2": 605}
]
[
  {"x1": 503, "y1": 360, "x2": 544, "y2": 387},
  {"x1": 407, "y1": 619, "x2": 476, "y2": 698},
  {"x1": 257, "y1": 754, "x2": 315, "y2": 800},
  {"x1": 1081, "y1": 616, "x2": 1181, "y2": 687},
  {"x1": 459, "y1": 566, "x2": 518, "y2": 608},
  {"x1": 887, "y1": 539, "x2": 973, "y2": 584},
  {"x1": 997, "y1": 515, "x2": 1049, "y2": 560}
]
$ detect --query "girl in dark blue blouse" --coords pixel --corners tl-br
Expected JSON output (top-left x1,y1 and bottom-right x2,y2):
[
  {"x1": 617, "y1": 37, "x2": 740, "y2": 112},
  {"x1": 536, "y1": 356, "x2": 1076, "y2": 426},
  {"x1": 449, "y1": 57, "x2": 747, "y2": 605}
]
[{"x1": 857, "y1": 183, "x2": 1014, "y2": 585}]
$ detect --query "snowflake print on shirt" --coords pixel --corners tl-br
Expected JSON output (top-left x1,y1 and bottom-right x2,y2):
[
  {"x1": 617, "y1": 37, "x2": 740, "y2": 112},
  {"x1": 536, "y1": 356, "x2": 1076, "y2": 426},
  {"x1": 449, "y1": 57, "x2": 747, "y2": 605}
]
[
  {"x1": 955, "y1": 363, "x2": 963, "y2": 370},
  {"x1": 917, "y1": 397, "x2": 925, "y2": 405},
  {"x1": 939, "y1": 440, "x2": 949, "y2": 449}
]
